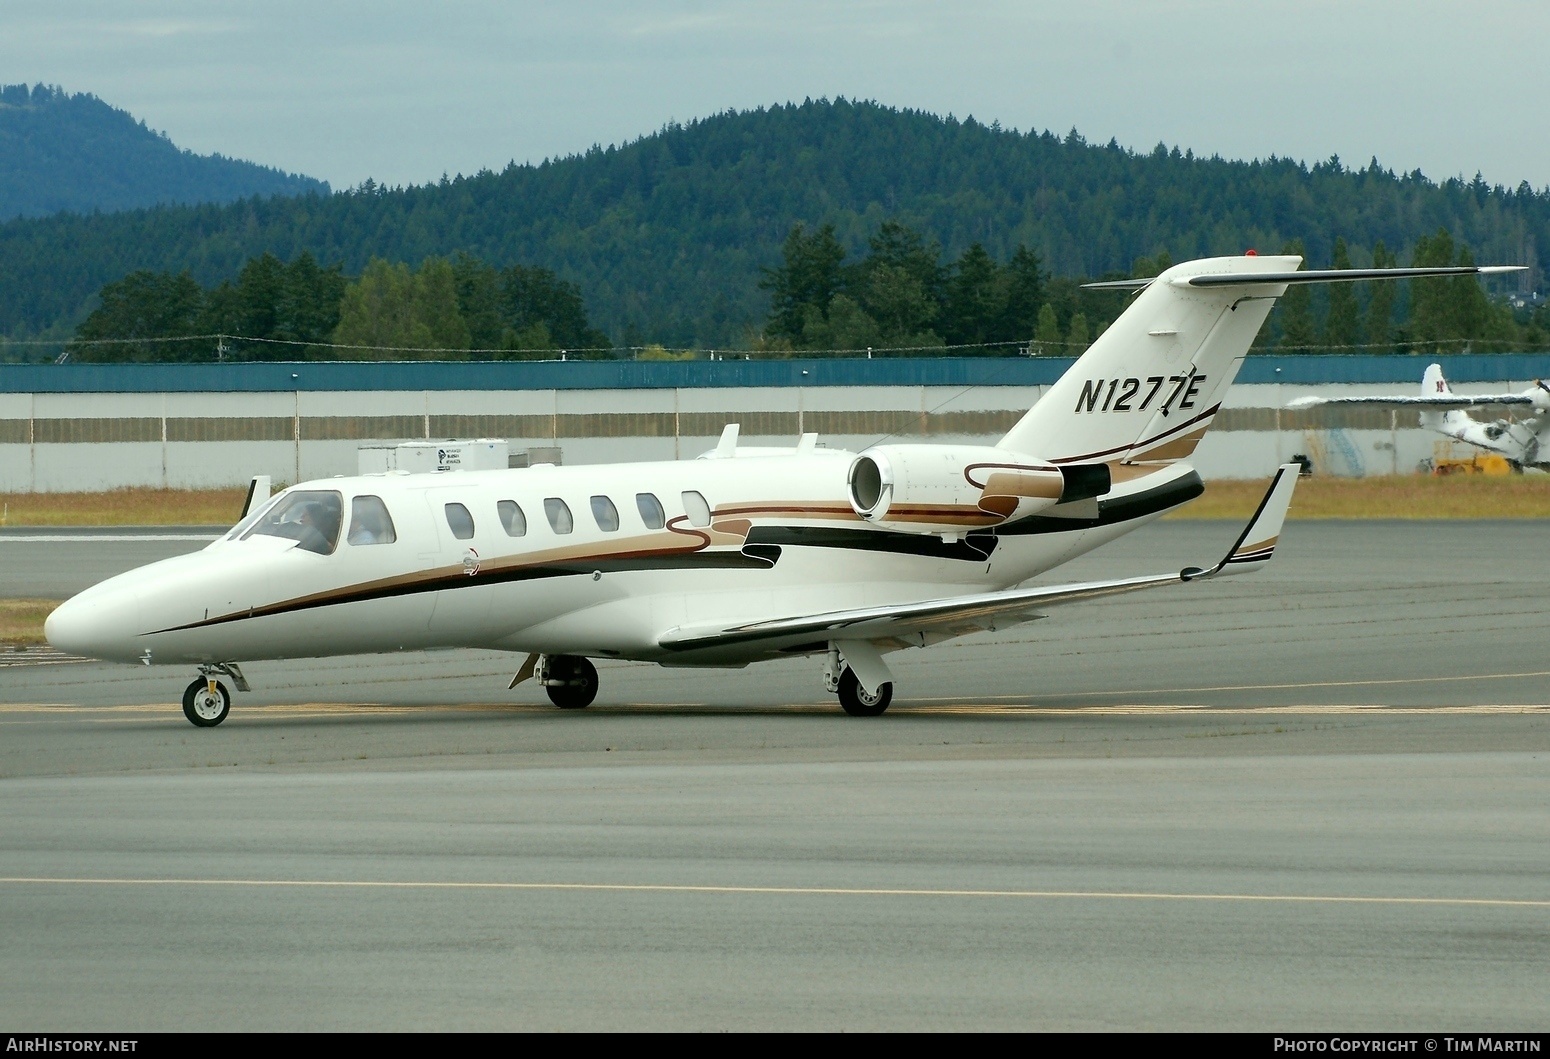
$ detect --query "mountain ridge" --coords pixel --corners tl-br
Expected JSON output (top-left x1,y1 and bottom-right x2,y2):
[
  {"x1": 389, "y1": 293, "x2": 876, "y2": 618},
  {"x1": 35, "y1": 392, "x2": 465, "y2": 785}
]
[
  {"x1": 1, "y1": 97, "x2": 1544, "y2": 349},
  {"x1": 0, "y1": 83, "x2": 328, "y2": 221}
]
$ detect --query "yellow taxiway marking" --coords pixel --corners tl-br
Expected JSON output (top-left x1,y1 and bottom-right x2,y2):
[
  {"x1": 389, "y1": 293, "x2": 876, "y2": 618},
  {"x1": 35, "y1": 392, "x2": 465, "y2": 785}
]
[
  {"x1": 2, "y1": 876, "x2": 1547, "y2": 909},
  {"x1": 967, "y1": 668, "x2": 1550, "y2": 700},
  {"x1": 0, "y1": 702, "x2": 1548, "y2": 718}
]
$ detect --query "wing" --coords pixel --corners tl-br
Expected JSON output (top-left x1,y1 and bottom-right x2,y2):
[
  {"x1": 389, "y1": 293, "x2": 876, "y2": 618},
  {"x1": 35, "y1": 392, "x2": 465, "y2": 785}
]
[
  {"x1": 657, "y1": 464, "x2": 1301, "y2": 659},
  {"x1": 1287, "y1": 393, "x2": 1535, "y2": 410}
]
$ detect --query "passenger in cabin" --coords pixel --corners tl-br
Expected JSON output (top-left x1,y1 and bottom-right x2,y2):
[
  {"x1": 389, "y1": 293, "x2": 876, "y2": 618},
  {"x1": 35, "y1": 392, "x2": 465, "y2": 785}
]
[{"x1": 348, "y1": 495, "x2": 396, "y2": 546}]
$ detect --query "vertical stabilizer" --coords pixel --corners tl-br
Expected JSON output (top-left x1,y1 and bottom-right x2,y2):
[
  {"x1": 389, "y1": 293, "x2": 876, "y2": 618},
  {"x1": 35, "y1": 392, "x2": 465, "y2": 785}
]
[
  {"x1": 999, "y1": 255, "x2": 1295, "y2": 463},
  {"x1": 1419, "y1": 363, "x2": 1466, "y2": 434}
]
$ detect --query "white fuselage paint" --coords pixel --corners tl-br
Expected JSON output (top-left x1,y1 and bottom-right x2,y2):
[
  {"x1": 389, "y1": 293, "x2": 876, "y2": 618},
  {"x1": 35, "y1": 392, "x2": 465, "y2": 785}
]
[{"x1": 44, "y1": 450, "x2": 1195, "y2": 669}]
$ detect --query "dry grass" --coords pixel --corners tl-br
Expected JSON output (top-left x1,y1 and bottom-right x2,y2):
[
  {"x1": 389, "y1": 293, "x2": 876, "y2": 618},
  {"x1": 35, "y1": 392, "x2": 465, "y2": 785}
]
[
  {"x1": 0, "y1": 599, "x2": 56, "y2": 646},
  {"x1": 1172, "y1": 474, "x2": 1550, "y2": 520},
  {"x1": 0, "y1": 488, "x2": 248, "y2": 526},
  {"x1": 0, "y1": 476, "x2": 1545, "y2": 528}
]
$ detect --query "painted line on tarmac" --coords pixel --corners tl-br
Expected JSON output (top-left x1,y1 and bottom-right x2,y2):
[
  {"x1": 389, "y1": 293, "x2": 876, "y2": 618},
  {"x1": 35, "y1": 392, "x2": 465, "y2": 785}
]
[
  {"x1": 0, "y1": 533, "x2": 219, "y2": 542},
  {"x1": 0, "y1": 702, "x2": 1547, "y2": 718},
  {"x1": 960, "y1": 669, "x2": 1550, "y2": 701},
  {"x1": 2, "y1": 875, "x2": 1547, "y2": 909}
]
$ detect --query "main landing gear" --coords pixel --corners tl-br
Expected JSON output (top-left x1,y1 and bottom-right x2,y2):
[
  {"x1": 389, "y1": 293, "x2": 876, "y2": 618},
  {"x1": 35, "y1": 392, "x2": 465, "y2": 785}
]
[
  {"x1": 537, "y1": 654, "x2": 599, "y2": 709},
  {"x1": 824, "y1": 643, "x2": 894, "y2": 717},
  {"x1": 181, "y1": 663, "x2": 248, "y2": 727}
]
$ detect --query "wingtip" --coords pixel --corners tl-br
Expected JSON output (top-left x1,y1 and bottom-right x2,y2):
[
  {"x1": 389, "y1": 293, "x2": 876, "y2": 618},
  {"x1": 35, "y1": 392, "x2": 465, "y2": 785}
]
[{"x1": 1199, "y1": 464, "x2": 1300, "y2": 579}]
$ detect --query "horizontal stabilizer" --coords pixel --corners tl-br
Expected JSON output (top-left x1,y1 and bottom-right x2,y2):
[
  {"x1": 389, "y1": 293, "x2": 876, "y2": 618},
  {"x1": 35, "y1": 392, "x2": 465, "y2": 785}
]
[
  {"x1": 1288, "y1": 393, "x2": 1536, "y2": 410},
  {"x1": 659, "y1": 465, "x2": 1299, "y2": 658},
  {"x1": 1086, "y1": 265, "x2": 1524, "y2": 292}
]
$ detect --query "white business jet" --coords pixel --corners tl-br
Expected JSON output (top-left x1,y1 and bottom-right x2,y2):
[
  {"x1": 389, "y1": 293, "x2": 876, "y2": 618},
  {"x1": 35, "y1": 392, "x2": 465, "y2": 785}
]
[
  {"x1": 1288, "y1": 363, "x2": 1550, "y2": 469},
  {"x1": 46, "y1": 255, "x2": 1519, "y2": 725}
]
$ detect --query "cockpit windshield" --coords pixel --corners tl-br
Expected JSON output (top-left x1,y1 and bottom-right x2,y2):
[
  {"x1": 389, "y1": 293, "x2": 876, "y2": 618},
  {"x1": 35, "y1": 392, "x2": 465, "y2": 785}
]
[{"x1": 241, "y1": 490, "x2": 343, "y2": 555}]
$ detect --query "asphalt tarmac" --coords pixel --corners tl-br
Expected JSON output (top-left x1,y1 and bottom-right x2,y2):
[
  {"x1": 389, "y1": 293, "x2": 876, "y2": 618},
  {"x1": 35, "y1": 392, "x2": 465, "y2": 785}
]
[{"x1": 1, "y1": 520, "x2": 1547, "y2": 1030}]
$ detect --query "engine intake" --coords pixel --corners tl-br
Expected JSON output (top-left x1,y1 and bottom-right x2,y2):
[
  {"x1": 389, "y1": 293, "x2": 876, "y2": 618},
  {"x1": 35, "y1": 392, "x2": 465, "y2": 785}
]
[{"x1": 847, "y1": 445, "x2": 1074, "y2": 534}]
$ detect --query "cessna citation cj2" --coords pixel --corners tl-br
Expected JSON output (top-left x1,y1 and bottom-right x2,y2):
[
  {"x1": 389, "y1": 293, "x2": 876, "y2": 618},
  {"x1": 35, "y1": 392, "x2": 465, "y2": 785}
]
[{"x1": 46, "y1": 254, "x2": 1520, "y2": 726}]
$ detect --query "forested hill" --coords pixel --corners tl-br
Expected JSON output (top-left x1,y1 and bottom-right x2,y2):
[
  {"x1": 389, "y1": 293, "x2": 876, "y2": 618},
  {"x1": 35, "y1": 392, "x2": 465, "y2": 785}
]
[
  {"x1": 1, "y1": 97, "x2": 1546, "y2": 348},
  {"x1": 0, "y1": 84, "x2": 327, "y2": 220}
]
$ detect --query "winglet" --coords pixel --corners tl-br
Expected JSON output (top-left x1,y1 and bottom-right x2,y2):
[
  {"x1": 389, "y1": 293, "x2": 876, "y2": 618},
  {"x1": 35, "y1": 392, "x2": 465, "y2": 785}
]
[{"x1": 1181, "y1": 464, "x2": 1300, "y2": 581}]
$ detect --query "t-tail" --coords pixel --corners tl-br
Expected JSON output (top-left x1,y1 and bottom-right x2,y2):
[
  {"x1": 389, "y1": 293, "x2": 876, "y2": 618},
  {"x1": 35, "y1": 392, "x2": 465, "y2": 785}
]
[
  {"x1": 997, "y1": 256, "x2": 1525, "y2": 467},
  {"x1": 997, "y1": 255, "x2": 1297, "y2": 464}
]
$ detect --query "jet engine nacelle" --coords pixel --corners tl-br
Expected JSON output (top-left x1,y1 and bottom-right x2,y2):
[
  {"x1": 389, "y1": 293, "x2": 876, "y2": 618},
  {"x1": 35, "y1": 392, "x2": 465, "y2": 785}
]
[{"x1": 847, "y1": 444, "x2": 1096, "y2": 534}]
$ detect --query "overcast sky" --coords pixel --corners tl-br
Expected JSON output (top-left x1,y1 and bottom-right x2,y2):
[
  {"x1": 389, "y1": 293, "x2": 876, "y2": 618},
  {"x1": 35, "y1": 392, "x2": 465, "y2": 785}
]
[{"x1": 4, "y1": 0, "x2": 1545, "y2": 192}]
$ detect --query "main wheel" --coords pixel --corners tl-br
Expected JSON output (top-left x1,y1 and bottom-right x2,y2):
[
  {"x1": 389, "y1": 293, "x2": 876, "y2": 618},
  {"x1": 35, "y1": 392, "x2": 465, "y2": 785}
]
[
  {"x1": 837, "y1": 666, "x2": 892, "y2": 717},
  {"x1": 182, "y1": 678, "x2": 231, "y2": 727},
  {"x1": 544, "y1": 655, "x2": 599, "y2": 710}
]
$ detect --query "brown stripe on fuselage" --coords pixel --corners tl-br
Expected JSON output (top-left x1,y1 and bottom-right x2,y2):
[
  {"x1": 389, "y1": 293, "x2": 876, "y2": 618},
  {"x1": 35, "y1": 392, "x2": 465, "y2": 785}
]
[
  {"x1": 1127, "y1": 425, "x2": 1209, "y2": 462},
  {"x1": 714, "y1": 502, "x2": 861, "y2": 522},
  {"x1": 152, "y1": 528, "x2": 724, "y2": 635}
]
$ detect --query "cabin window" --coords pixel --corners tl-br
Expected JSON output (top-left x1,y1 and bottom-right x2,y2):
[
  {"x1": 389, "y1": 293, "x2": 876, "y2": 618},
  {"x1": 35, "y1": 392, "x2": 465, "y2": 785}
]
[
  {"x1": 241, "y1": 490, "x2": 343, "y2": 556},
  {"x1": 682, "y1": 490, "x2": 712, "y2": 528},
  {"x1": 591, "y1": 495, "x2": 620, "y2": 532},
  {"x1": 544, "y1": 497, "x2": 574, "y2": 534},
  {"x1": 636, "y1": 492, "x2": 665, "y2": 530},
  {"x1": 347, "y1": 495, "x2": 397, "y2": 545},
  {"x1": 497, "y1": 500, "x2": 527, "y2": 537},
  {"x1": 444, "y1": 502, "x2": 475, "y2": 541}
]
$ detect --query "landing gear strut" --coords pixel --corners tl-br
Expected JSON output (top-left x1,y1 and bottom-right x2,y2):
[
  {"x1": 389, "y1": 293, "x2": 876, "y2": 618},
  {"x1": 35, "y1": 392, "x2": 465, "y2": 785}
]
[{"x1": 538, "y1": 654, "x2": 599, "y2": 709}]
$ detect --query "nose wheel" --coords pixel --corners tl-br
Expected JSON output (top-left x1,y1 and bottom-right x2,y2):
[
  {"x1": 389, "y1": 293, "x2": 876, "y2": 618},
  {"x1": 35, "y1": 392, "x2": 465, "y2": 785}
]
[{"x1": 182, "y1": 678, "x2": 231, "y2": 727}]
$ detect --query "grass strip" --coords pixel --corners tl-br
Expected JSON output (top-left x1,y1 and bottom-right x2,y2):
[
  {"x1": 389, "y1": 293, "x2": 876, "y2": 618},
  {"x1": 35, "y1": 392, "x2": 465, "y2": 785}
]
[
  {"x1": 1, "y1": 488, "x2": 247, "y2": 527},
  {"x1": 1171, "y1": 474, "x2": 1550, "y2": 520},
  {"x1": 0, "y1": 476, "x2": 1544, "y2": 529},
  {"x1": 0, "y1": 599, "x2": 56, "y2": 646}
]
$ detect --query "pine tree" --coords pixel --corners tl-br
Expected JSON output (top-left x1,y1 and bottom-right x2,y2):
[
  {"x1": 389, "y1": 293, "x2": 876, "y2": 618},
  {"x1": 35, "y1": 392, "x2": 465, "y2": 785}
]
[
  {"x1": 999, "y1": 246, "x2": 1044, "y2": 349},
  {"x1": 1323, "y1": 237, "x2": 1360, "y2": 350},
  {"x1": 412, "y1": 257, "x2": 471, "y2": 354},
  {"x1": 1034, "y1": 303, "x2": 1062, "y2": 354},
  {"x1": 759, "y1": 223, "x2": 847, "y2": 346},
  {"x1": 1067, "y1": 312, "x2": 1090, "y2": 352},
  {"x1": 1365, "y1": 241, "x2": 1396, "y2": 352},
  {"x1": 1410, "y1": 228, "x2": 1456, "y2": 350},
  {"x1": 1276, "y1": 240, "x2": 1318, "y2": 352},
  {"x1": 941, "y1": 243, "x2": 1000, "y2": 346}
]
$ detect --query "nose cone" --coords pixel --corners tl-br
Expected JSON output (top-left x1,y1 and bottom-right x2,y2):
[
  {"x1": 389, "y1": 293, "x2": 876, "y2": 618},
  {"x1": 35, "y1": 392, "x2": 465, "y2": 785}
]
[{"x1": 45, "y1": 584, "x2": 146, "y2": 663}]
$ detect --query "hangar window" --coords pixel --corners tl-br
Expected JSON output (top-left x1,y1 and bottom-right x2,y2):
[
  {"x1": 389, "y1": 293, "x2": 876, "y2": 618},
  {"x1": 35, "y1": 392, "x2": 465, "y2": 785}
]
[
  {"x1": 444, "y1": 502, "x2": 475, "y2": 540},
  {"x1": 681, "y1": 490, "x2": 712, "y2": 528},
  {"x1": 591, "y1": 495, "x2": 620, "y2": 532},
  {"x1": 497, "y1": 500, "x2": 527, "y2": 537},
  {"x1": 242, "y1": 490, "x2": 343, "y2": 556},
  {"x1": 544, "y1": 497, "x2": 574, "y2": 534},
  {"x1": 636, "y1": 492, "x2": 665, "y2": 530},
  {"x1": 347, "y1": 495, "x2": 397, "y2": 545}
]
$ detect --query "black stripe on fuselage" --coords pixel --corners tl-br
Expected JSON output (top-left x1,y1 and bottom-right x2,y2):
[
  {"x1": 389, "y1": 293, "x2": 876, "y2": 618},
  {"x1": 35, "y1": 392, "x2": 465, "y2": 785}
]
[
  {"x1": 744, "y1": 525, "x2": 999, "y2": 562},
  {"x1": 995, "y1": 469, "x2": 1204, "y2": 537}
]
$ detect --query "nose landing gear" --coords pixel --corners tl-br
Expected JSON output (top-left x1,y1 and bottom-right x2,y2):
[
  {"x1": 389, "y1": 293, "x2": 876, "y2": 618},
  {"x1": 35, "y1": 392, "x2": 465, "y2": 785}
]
[
  {"x1": 182, "y1": 677, "x2": 230, "y2": 727},
  {"x1": 180, "y1": 663, "x2": 249, "y2": 727}
]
